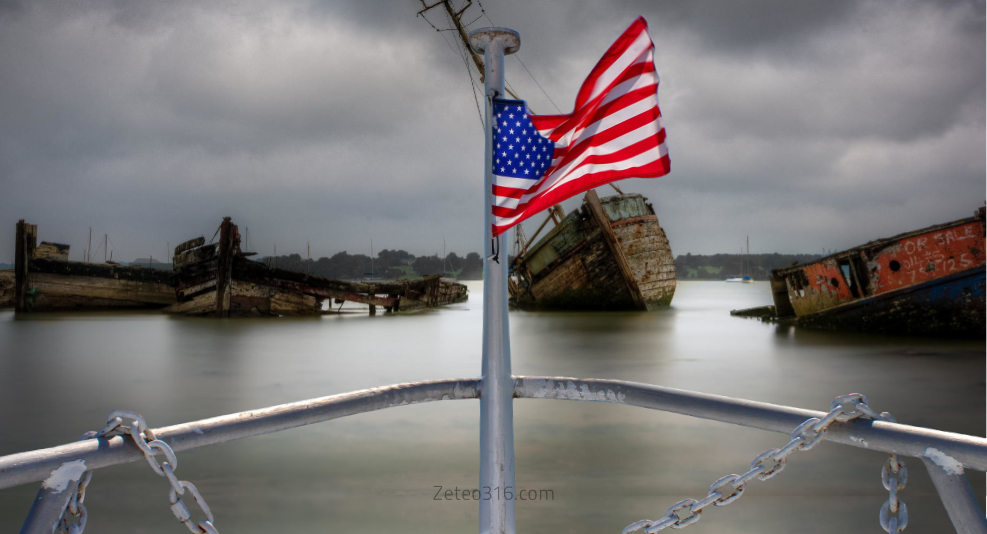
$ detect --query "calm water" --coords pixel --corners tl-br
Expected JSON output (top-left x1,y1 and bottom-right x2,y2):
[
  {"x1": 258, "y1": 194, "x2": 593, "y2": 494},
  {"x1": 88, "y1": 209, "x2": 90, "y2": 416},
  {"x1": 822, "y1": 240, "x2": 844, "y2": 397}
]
[{"x1": 0, "y1": 281, "x2": 983, "y2": 533}]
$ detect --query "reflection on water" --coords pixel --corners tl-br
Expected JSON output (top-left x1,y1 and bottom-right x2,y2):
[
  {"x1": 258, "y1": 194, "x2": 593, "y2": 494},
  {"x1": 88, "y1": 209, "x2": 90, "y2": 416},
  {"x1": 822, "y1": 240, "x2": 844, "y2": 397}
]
[{"x1": 0, "y1": 281, "x2": 982, "y2": 533}]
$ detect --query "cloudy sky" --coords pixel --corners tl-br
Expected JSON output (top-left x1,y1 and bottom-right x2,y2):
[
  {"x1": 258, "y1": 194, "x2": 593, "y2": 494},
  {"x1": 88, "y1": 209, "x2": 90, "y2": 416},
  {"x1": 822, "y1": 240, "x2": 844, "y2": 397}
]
[{"x1": 0, "y1": 0, "x2": 983, "y2": 263}]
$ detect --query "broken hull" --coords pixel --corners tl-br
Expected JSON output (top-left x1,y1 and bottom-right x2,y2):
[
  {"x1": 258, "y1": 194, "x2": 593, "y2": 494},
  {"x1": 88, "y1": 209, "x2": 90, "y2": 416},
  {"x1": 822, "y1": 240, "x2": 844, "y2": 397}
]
[
  {"x1": 12, "y1": 221, "x2": 175, "y2": 312},
  {"x1": 25, "y1": 262, "x2": 175, "y2": 311},
  {"x1": 793, "y1": 267, "x2": 985, "y2": 337},
  {"x1": 512, "y1": 191, "x2": 675, "y2": 311},
  {"x1": 768, "y1": 208, "x2": 986, "y2": 337},
  {"x1": 167, "y1": 219, "x2": 468, "y2": 317}
]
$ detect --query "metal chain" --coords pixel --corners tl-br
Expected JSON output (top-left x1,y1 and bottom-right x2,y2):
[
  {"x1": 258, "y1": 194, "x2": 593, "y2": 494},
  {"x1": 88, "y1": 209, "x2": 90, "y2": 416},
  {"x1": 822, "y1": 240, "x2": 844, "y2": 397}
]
[
  {"x1": 54, "y1": 430, "x2": 100, "y2": 533},
  {"x1": 58, "y1": 411, "x2": 220, "y2": 534},
  {"x1": 622, "y1": 394, "x2": 904, "y2": 534},
  {"x1": 876, "y1": 413, "x2": 908, "y2": 533}
]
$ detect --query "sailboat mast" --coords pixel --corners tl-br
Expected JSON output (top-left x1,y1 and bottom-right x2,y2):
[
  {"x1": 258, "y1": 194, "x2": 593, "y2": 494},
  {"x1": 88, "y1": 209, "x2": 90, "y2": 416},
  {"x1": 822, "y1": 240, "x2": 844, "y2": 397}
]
[{"x1": 418, "y1": 0, "x2": 522, "y2": 100}]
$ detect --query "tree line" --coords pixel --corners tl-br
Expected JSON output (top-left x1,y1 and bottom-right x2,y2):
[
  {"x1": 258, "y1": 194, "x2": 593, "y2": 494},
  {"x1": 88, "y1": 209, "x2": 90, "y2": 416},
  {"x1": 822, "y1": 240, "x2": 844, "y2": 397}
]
[
  {"x1": 675, "y1": 253, "x2": 822, "y2": 280},
  {"x1": 261, "y1": 249, "x2": 483, "y2": 281}
]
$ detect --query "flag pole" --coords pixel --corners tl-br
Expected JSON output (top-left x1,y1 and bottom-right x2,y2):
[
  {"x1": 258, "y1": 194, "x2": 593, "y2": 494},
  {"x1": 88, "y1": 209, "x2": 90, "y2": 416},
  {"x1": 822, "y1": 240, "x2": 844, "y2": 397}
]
[{"x1": 468, "y1": 26, "x2": 519, "y2": 534}]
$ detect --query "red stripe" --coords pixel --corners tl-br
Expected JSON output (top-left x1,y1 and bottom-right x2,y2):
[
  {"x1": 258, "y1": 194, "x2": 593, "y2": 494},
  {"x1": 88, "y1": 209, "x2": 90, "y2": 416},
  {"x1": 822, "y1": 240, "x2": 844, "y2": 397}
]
[
  {"x1": 573, "y1": 17, "x2": 649, "y2": 111},
  {"x1": 492, "y1": 185, "x2": 528, "y2": 199}
]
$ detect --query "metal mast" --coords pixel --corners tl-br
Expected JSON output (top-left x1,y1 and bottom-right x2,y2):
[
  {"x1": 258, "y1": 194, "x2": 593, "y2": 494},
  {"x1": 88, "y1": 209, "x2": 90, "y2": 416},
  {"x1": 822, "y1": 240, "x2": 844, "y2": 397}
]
[{"x1": 470, "y1": 26, "x2": 519, "y2": 534}]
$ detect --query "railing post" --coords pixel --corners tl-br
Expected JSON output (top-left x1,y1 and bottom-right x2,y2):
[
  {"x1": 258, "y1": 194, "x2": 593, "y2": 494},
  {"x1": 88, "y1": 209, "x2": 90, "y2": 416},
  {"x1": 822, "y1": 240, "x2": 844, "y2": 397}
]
[
  {"x1": 469, "y1": 26, "x2": 520, "y2": 534},
  {"x1": 19, "y1": 462, "x2": 87, "y2": 534},
  {"x1": 921, "y1": 458, "x2": 987, "y2": 534}
]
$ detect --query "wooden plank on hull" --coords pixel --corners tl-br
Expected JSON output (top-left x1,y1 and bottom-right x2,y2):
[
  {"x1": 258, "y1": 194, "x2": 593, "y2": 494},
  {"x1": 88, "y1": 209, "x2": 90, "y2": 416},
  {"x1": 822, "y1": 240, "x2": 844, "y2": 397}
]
[
  {"x1": 585, "y1": 190, "x2": 646, "y2": 310},
  {"x1": 29, "y1": 273, "x2": 176, "y2": 305}
]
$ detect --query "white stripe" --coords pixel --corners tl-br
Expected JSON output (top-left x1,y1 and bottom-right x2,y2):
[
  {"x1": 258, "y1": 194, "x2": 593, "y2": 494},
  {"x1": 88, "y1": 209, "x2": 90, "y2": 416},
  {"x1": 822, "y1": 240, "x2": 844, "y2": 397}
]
[
  {"x1": 493, "y1": 175, "x2": 543, "y2": 190},
  {"x1": 493, "y1": 195, "x2": 521, "y2": 210},
  {"x1": 601, "y1": 68, "x2": 657, "y2": 108},
  {"x1": 585, "y1": 31, "x2": 653, "y2": 105}
]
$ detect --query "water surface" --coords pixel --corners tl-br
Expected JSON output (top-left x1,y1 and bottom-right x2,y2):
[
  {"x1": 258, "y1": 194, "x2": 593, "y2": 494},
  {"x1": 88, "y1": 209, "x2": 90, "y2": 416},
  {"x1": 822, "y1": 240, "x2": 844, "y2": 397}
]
[{"x1": 0, "y1": 281, "x2": 983, "y2": 533}]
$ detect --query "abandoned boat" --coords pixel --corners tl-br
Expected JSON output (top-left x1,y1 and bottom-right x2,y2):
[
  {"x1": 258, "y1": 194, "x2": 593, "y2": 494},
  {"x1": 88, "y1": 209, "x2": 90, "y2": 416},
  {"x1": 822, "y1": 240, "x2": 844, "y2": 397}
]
[
  {"x1": 733, "y1": 206, "x2": 985, "y2": 337},
  {"x1": 9, "y1": 220, "x2": 176, "y2": 312},
  {"x1": 166, "y1": 217, "x2": 468, "y2": 317},
  {"x1": 510, "y1": 189, "x2": 676, "y2": 311}
]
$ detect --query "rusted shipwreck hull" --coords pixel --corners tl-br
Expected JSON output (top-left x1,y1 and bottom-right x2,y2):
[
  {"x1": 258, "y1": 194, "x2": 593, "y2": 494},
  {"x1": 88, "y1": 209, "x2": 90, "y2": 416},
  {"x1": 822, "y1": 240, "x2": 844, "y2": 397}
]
[
  {"x1": 166, "y1": 217, "x2": 468, "y2": 317},
  {"x1": 737, "y1": 207, "x2": 985, "y2": 337},
  {"x1": 511, "y1": 190, "x2": 676, "y2": 311},
  {"x1": 9, "y1": 220, "x2": 176, "y2": 312}
]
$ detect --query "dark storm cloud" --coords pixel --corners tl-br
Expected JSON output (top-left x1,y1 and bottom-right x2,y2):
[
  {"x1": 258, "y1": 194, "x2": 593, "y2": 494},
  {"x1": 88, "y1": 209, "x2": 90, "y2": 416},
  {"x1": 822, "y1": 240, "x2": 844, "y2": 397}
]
[{"x1": 0, "y1": 0, "x2": 982, "y2": 262}]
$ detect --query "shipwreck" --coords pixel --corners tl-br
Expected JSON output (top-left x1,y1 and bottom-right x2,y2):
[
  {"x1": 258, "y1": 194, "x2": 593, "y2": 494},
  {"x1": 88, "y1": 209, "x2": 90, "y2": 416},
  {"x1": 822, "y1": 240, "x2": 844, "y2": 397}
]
[
  {"x1": 733, "y1": 206, "x2": 986, "y2": 337},
  {"x1": 8, "y1": 220, "x2": 176, "y2": 312},
  {"x1": 166, "y1": 217, "x2": 468, "y2": 317},
  {"x1": 510, "y1": 189, "x2": 676, "y2": 311}
]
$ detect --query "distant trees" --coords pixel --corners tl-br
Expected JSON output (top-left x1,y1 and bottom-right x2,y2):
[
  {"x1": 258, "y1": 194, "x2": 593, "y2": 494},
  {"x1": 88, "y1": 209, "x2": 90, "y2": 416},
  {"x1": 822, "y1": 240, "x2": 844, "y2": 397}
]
[
  {"x1": 674, "y1": 253, "x2": 822, "y2": 280},
  {"x1": 261, "y1": 247, "x2": 484, "y2": 281}
]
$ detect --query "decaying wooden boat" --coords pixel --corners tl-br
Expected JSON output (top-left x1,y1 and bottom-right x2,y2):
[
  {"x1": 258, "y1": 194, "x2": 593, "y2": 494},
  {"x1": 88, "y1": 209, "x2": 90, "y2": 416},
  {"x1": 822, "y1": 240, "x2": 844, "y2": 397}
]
[
  {"x1": 734, "y1": 207, "x2": 986, "y2": 337},
  {"x1": 510, "y1": 189, "x2": 676, "y2": 311},
  {"x1": 0, "y1": 270, "x2": 14, "y2": 307},
  {"x1": 10, "y1": 220, "x2": 176, "y2": 312},
  {"x1": 166, "y1": 217, "x2": 468, "y2": 317}
]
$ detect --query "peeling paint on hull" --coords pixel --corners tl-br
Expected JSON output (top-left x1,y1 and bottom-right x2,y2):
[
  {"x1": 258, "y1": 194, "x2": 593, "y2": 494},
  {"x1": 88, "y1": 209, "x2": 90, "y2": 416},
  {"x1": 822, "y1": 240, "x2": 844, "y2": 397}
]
[
  {"x1": 512, "y1": 191, "x2": 676, "y2": 311},
  {"x1": 765, "y1": 207, "x2": 986, "y2": 337}
]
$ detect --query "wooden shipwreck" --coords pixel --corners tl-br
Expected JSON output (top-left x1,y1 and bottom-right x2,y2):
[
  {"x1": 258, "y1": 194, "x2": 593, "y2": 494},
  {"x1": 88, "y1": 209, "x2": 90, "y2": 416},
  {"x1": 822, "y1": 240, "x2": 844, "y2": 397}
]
[
  {"x1": 510, "y1": 189, "x2": 676, "y2": 311},
  {"x1": 166, "y1": 217, "x2": 468, "y2": 317},
  {"x1": 733, "y1": 207, "x2": 986, "y2": 337},
  {"x1": 9, "y1": 220, "x2": 176, "y2": 312}
]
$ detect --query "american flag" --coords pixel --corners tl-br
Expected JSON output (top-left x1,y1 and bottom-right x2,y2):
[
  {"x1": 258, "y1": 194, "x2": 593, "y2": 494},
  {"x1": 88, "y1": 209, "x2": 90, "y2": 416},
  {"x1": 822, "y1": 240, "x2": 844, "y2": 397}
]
[{"x1": 491, "y1": 17, "x2": 670, "y2": 236}]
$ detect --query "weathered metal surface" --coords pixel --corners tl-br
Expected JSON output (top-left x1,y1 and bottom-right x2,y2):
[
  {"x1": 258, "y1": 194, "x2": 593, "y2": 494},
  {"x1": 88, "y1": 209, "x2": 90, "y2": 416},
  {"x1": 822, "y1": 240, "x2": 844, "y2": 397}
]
[
  {"x1": 768, "y1": 208, "x2": 986, "y2": 337},
  {"x1": 3, "y1": 376, "x2": 986, "y2": 494},
  {"x1": 0, "y1": 379, "x2": 482, "y2": 491},
  {"x1": 471, "y1": 26, "x2": 520, "y2": 534},
  {"x1": 19, "y1": 462, "x2": 86, "y2": 534},
  {"x1": 867, "y1": 220, "x2": 984, "y2": 294},
  {"x1": 921, "y1": 458, "x2": 987, "y2": 534},
  {"x1": 513, "y1": 191, "x2": 675, "y2": 311}
]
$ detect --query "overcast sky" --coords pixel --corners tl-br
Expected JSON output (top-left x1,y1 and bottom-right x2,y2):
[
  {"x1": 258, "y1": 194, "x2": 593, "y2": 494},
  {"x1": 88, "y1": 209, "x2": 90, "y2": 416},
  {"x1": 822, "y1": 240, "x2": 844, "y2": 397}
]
[{"x1": 0, "y1": 0, "x2": 983, "y2": 263}]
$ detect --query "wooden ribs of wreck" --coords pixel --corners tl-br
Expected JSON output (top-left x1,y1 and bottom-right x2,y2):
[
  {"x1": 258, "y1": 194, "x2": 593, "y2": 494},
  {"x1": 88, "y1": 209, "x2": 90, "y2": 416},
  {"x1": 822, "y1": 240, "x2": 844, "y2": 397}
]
[
  {"x1": 739, "y1": 207, "x2": 986, "y2": 337},
  {"x1": 166, "y1": 217, "x2": 468, "y2": 317},
  {"x1": 10, "y1": 220, "x2": 176, "y2": 312},
  {"x1": 510, "y1": 190, "x2": 676, "y2": 311}
]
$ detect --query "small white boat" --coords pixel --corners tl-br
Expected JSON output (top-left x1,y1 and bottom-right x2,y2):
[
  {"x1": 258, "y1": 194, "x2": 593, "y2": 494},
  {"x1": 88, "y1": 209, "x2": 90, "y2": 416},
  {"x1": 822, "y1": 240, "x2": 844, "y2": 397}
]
[{"x1": 726, "y1": 237, "x2": 755, "y2": 283}]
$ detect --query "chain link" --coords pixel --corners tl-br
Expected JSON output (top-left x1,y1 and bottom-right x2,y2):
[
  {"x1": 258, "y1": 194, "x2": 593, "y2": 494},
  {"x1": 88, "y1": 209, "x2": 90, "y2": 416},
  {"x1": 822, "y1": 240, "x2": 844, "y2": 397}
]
[
  {"x1": 622, "y1": 393, "x2": 903, "y2": 534},
  {"x1": 56, "y1": 411, "x2": 220, "y2": 534},
  {"x1": 877, "y1": 413, "x2": 908, "y2": 533}
]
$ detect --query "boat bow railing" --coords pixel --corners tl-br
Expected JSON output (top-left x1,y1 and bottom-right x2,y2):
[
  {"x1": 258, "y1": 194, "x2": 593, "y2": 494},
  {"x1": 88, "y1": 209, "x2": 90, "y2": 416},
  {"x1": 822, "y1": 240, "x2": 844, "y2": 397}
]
[{"x1": 3, "y1": 376, "x2": 986, "y2": 534}]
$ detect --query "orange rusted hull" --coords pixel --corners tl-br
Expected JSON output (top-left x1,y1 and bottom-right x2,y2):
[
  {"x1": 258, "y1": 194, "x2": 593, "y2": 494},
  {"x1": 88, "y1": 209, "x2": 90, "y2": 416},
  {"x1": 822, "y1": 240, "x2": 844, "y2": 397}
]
[{"x1": 769, "y1": 207, "x2": 986, "y2": 337}]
